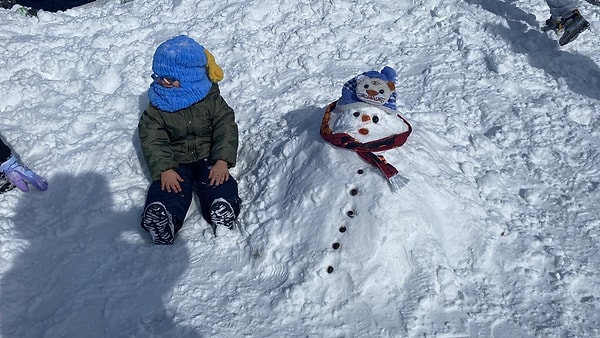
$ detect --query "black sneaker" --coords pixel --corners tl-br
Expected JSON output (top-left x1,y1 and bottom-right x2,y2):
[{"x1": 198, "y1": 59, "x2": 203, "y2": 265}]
[
  {"x1": 559, "y1": 9, "x2": 590, "y2": 46},
  {"x1": 210, "y1": 198, "x2": 235, "y2": 230},
  {"x1": 0, "y1": 173, "x2": 14, "y2": 194},
  {"x1": 142, "y1": 202, "x2": 175, "y2": 245},
  {"x1": 542, "y1": 17, "x2": 563, "y2": 32},
  {"x1": 0, "y1": 0, "x2": 16, "y2": 10}
]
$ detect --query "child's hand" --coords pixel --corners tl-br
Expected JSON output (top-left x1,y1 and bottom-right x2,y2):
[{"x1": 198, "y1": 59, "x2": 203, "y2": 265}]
[
  {"x1": 208, "y1": 160, "x2": 230, "y2": 186},
  {"x1": 160, "y1": 169, "x2": 184, "y2": 193}
]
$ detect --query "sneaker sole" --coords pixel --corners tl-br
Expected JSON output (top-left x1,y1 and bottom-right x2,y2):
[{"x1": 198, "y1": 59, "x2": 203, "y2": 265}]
[
  {"x1": 142, "y1": 203, "x2": 175, "y2": 245},
  {"x1": 210, "y1": 201, "x2": 235, "y2": 230},
  {"x1": 0, "y1": 174, "x2": 14, "y2": 193}
]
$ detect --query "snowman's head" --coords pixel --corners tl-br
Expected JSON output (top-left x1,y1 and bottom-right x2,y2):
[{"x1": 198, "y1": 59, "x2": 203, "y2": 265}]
[{"x1": 350, "y1": 109, "x2": 382, "y2": 136}]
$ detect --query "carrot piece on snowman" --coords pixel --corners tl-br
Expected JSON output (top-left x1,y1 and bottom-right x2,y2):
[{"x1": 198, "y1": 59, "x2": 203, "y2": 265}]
[{"x1": 320, "y1": 66, "x2": 412, "y2": 190}]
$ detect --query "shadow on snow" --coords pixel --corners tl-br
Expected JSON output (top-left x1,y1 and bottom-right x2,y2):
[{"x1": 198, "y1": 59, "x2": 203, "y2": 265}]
[
  {"x1": 465, "y1": 0, "x2": 600, "y2": 101},
  {"x1": 0, "y1": 173, "x2": 201, "y2": 337}
]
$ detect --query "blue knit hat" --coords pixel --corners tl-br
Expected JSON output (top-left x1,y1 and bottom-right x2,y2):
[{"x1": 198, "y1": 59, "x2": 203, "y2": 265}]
[
  {"x1": 338, "y1": 66, "x2": 398, "y2": 114},
  {"x1": 148, "y1": 35, "x2": 213, "y2": 112}
]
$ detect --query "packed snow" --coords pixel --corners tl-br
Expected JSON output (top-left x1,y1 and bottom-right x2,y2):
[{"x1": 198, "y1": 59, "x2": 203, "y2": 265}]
[{"x1": 1, "y1": 0, "x2": 599, "y2": 337}]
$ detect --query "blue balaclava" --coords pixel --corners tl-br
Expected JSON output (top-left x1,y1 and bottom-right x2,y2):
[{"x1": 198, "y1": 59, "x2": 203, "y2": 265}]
[{"x1": 148, "y1": 35, "x2": 212, "y2": 112}]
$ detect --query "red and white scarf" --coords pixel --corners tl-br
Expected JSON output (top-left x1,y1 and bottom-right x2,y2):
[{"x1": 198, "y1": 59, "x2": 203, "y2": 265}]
[{"x1": 320, "y1": 101, "x2": 412, "y2": 180}]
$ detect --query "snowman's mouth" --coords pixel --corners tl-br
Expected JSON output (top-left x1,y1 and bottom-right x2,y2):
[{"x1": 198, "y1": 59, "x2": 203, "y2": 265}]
[
  {"x1": 358, "y1": 93, "x2": 385, "y2": 104},
  {"x1": 359, "y1": 128, "x2": 369, "y2": 135}
]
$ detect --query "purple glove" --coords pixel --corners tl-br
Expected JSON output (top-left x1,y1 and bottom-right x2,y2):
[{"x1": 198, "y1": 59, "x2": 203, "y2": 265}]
[{"x1": 0, "y1": 155, "x2": 48, "y2": 192}]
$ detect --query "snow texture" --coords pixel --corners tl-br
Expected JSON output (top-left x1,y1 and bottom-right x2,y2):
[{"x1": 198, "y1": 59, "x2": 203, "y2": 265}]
[{"x1": 1, "y1": 0, "x2": 600, "y2": 337}]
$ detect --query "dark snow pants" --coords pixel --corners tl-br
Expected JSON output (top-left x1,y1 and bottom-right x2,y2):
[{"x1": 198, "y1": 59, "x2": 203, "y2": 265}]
[
  {"x1": 143, "y1": 158, "x2": 241, "y2": 234},
  {"x1": 0, "y1": 138, "x2": 12, "y2": 163},
  {"x1": 0, "y1": 140, "x2": 12, "y2": 163}
]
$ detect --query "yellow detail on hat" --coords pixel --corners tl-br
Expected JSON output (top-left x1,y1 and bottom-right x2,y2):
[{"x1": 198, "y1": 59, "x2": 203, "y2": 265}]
[{"x1": 204, "y1": 49, "x2": 224, "y2": 83}]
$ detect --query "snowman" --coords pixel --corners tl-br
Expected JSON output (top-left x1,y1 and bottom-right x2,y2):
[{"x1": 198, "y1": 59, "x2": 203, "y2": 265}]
[{"x1": 320, "y1": 66, "x2": 412, "y2": 190}]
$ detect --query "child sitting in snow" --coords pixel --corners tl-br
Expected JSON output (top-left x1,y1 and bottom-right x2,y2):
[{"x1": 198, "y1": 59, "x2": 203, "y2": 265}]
[{"x1": 138, "y1": 35, "x2": 241, "y2": 245}]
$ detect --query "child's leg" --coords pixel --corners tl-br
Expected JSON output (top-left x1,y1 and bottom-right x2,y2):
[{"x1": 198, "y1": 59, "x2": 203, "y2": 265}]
[
  {"x1": 193, "y1": 159, "x2": 241, "y2": 225},
  {"x1": 142, "y1": 164, "x2": 195, "y2": 235},
  {"x1": 546, "y1": 0, "x2": 579, "y2": 19}
]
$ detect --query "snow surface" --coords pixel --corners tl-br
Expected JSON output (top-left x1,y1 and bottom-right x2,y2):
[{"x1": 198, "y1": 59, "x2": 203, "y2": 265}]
[{"x1": 1, "y1": 0, "x2": 600, "y2": 337}]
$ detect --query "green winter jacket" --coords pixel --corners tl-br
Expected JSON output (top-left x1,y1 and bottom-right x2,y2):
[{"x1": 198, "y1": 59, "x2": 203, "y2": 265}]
[{"x1": 138, "y1": 83, "x2": 238, "y2": 181}]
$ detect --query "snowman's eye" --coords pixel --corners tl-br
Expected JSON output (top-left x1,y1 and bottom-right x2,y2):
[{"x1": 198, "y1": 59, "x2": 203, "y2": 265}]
[
  {"x1": 363, "y1": 84, "x2": 369, "y2": 89},
  {"x1": 379, "y1": 89, "x2": 385, "y2": 94},
  {"x1": 373, "y1": 115, "x2": 380, "y2": 123},
  {"x1": 353, "y1": 112, "x2": 360, "y2": 117}
]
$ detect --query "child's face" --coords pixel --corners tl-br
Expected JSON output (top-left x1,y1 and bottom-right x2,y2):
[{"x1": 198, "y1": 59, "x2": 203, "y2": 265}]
[
  {"x1": 152, "y1": 74, "x2": 181, "y2": 88},
  {"x1": 159, "y1": 78, "x2": 181, "y2": 88}
]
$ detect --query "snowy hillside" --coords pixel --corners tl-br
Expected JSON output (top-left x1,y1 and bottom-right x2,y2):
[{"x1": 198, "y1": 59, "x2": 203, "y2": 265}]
[{"x1": 1, "y1": 0, "x2": 599, "y2": 337}]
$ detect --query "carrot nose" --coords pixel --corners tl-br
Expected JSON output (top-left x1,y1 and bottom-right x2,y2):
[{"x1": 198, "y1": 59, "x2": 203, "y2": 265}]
[
  {"x1": 359, "y1": 128, "x2": 369, "y2": 135},
  {"x1": 361, "y1": 115, "x2": 371, "y2": 122},
  {"x1": 366, "y1": 89, "x2": 378, "y2": 96}
]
